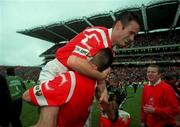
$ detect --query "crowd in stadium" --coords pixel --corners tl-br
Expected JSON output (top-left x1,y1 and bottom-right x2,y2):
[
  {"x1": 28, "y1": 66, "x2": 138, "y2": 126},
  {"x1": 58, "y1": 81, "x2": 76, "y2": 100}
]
[
  {"x1": 133, "y1": 31, "x2": 180, "y2": 47},
  {"x1": 108, "y1": 66, "x2": 180, "y2": 87}
]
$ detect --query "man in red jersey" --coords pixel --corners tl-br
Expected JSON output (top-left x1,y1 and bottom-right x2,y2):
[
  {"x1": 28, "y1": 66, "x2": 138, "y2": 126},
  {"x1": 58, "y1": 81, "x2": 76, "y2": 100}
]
[
  {"x1": 23, "y1": 48, "x2": 113, "y2": 127},
  {"x1": 141, "y1": 64, "x2": 179, "y2": 127}
]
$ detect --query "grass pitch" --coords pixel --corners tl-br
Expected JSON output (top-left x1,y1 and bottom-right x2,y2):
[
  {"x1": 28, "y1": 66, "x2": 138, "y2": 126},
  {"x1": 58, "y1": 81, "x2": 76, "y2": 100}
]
[{"x1": 21, "y1": 87, "x2": 142, "y2": 127}]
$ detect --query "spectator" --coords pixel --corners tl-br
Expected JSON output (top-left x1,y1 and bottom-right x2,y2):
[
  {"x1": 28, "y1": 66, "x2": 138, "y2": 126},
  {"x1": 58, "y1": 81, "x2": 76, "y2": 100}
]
[
  {"x1": 6, "y1": 67, "x2": 26, "y2": 127},
  {"x1": 0, "y1": 74, "x2": 11, "y2": 127},
  {"x1": 133, "y1": 82, "x2": 138, "y2": 94},
  {"x1": 141, "y1": 64, "x2": 179, "y2": 127},
  {"x1": 164, "y1": 72, "x2": 180, "y2": 101},
  {"x1": 164, "y1": 72, "x2": 180, "y2": 127}
]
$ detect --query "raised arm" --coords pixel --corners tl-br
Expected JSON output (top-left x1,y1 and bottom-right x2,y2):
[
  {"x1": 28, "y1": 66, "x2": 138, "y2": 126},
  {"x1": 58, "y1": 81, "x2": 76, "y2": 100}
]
[{"x1": 67, "y1": 55, "x2": 108, "y2": 80}]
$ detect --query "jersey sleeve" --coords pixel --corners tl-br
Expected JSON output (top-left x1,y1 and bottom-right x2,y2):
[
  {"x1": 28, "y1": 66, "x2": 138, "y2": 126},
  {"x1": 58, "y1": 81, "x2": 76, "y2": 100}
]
[{"x1": 72, "y1": 27, "x2": 111, "y2": 59}]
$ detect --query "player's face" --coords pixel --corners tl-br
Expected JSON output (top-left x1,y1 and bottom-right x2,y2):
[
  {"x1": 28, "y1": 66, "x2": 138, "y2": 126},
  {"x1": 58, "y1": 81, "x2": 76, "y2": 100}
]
[
  {"x1": 147, "y1": 67, "x2": 161, "y2": 83},
  {"x1": 114, "y1": 20, "x2": 140, "y2": 48}
]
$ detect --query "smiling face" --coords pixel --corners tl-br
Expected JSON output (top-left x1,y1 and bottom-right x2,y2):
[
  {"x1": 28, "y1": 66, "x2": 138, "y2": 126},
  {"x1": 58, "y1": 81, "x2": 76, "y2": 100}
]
[
  {"x1": 147, "y1": 66, "x2": 161, "y2": 84},
  {"x1": 111, "y1": 20, "x2": 140, "y2": 48}
]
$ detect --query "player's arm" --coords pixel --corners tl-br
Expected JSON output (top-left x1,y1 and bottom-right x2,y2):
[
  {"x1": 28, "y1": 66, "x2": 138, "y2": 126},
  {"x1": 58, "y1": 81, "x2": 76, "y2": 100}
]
[
  {"x1": 67, "y1": 55, "x2": 107, "y2": 80},
  {"x1": 67, "y1": 27, "x2": 111, "y2": 80}
]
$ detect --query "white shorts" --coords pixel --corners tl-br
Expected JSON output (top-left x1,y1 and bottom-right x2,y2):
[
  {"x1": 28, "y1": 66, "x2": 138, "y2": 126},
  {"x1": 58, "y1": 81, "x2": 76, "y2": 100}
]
[{"x1": 39, "y1": 58, "x2": 68, "y2": 84}]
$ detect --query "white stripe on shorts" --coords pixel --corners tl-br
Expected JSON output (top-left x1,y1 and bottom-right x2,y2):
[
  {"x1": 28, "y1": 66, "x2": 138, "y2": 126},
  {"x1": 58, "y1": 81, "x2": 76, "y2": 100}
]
[{"x1": 65, "y1": 71, "x2": 76, "y2": 103}]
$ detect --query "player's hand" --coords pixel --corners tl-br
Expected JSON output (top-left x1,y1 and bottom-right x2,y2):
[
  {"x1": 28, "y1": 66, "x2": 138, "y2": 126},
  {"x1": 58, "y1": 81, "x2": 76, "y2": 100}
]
[
  {"x1": 144, "y1": 104, "x2": 155, "y2": 114},
  {"x1": 103, "y1": 67, "x2": 111, "y2": 74},
  {"x1": 99, "y1": 88, "x2": 109, "y2": 103},
  {"x1": 100, "y1": 67, "x2": 111, "y2": 80}
]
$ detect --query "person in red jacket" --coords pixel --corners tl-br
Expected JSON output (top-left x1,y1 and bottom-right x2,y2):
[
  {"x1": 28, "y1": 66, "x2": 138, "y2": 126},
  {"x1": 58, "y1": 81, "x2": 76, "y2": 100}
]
[
  {"x1": 164, "y1": 72, "x2": 180, "y2": 127},
  {"x1": 141, "y1": 64, "x2": 179, "y2": 127}
]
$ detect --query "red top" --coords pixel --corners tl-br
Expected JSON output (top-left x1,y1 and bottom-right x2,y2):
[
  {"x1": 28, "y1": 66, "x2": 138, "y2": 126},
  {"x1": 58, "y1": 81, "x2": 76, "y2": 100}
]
[
  {"x1": 29, "y1": 71, "x2": 96, "y2": 127},
  {"x1": 141, "y1": 81, "x2": 179, "y2": 127},
  {"x1": 57, "y1": 72, "x2": 96, "y2": 127},
  {"x1": 56, "y1": 26, "x2": 112, "y2": 68}
]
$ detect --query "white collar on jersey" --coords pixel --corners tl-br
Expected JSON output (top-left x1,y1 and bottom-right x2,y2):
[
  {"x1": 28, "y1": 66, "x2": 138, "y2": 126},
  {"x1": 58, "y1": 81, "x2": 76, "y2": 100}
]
[
  {"x1": 148, "y1": 79, "x2": 161, "y2": 86},
  {"x1": 108, "y1": 28, "x2": 112, "y2": 41}
]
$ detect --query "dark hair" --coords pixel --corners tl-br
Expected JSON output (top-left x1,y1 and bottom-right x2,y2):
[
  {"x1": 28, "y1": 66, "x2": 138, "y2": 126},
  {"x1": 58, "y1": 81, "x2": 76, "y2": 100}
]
[
  {"x1": 148, "y1": 64, "x2": 163, "y2": 74},
  {"x1": 113, "y1": 11, "x2": 140, "y2": 28},
  {"x1": 6, "y1": 67, "x2": 15, "y2": 76},
  {"x1": 92, "y1": 48, "x2": 113, "y2": 72}
]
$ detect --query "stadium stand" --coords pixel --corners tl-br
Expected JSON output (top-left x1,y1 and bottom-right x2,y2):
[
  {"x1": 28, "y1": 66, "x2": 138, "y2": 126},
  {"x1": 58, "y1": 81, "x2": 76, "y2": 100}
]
[{"x1": 16, "y1": 0, "x2": 179, "y2": 86}]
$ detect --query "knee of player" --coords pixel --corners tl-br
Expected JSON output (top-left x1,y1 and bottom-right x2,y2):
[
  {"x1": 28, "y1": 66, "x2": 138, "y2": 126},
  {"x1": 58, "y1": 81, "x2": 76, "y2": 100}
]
[{"x1": 22, "y1": 90, "x2": 31, "y2": 102}]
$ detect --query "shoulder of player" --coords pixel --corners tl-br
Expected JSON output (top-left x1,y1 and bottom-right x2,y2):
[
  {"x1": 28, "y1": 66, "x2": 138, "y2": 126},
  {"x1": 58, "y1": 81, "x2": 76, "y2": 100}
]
[{"x1": 161, "y1": 80, "x2": 175, "y2": 91}]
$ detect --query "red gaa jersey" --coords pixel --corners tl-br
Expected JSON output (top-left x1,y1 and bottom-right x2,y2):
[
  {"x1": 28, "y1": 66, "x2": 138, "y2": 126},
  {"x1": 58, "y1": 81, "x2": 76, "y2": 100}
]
[
  {"x1": 29, "y1": 71, "x2": 97, "y2": 127},
  {"x1": 56, "y1": 26, "x2": 112, "y2": 68}
]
